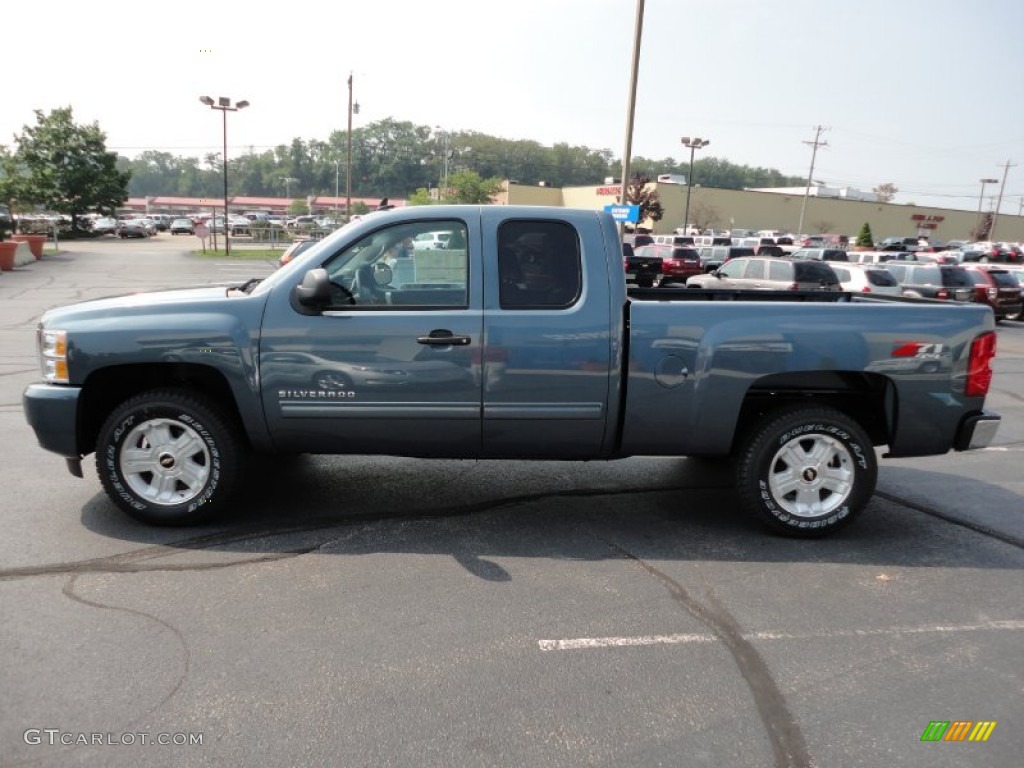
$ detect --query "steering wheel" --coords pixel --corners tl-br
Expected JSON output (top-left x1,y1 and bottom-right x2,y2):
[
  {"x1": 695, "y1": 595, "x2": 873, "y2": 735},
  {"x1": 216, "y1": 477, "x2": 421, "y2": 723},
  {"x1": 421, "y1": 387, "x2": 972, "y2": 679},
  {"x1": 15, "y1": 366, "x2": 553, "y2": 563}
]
[{"x1": 329, "y1": 279, "x2": 356, "y2": 305}]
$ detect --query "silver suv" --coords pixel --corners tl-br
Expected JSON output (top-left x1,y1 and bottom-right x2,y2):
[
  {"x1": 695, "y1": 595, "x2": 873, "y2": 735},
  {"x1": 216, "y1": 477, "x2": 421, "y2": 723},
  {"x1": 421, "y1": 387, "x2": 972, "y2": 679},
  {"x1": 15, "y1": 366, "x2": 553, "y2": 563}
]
[{"x1": 687, "y1": 256, "x2": 840, "y2": 291}]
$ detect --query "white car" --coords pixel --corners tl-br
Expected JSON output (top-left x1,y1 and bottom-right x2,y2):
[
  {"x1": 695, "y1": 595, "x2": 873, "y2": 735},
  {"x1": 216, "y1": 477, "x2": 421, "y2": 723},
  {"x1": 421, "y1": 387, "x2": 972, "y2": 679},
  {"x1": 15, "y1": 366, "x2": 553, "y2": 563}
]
[
  {"x1": 91, "y1": 217, "x2": 119, "y2": 236},
  {"x1": 830, "y1": 263, "x2": 903, "y2": 296},
  {"x1": 413, "y1": 231, "x2": 451, "y2": 250}
]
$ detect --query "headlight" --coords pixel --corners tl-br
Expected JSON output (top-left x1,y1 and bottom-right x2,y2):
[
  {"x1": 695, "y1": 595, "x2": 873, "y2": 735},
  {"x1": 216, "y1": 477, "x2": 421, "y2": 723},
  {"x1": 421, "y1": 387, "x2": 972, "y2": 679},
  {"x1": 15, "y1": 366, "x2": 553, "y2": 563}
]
[{"x1": 38, "y1": 328, "x2": 69, "y2": 383}]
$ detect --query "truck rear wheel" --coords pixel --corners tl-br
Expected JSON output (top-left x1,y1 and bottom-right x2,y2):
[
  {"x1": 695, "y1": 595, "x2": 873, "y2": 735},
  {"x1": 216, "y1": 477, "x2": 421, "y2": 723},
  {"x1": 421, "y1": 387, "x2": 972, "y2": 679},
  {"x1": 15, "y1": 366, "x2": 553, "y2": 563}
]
[
  {"x1": 735, "y1": 406, "x2": 876, "y2": 537},
  {"x1": 96, "y1": 389, "x2": 244, "y2": 525}
]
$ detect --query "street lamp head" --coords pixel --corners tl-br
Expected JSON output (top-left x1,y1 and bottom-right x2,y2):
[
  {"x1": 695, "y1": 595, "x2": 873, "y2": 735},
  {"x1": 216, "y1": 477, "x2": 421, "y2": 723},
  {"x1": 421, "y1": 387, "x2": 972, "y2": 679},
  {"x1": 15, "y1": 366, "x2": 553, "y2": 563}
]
[
  {"x1": 235, "y1": 100, "x2": 250, "y2": 110},
  {"x1": 681, "y1": 136, "x2": 690, "y2": 144},
  {"x1": 218, "y1": 96, "x2": 231, "y2": 107},
  {"x1": 981, "y1": 178, "x2": 999, "y2": 184},
  {"x1": 199, "y1": 96, "x2": 214, "y2": 106}
]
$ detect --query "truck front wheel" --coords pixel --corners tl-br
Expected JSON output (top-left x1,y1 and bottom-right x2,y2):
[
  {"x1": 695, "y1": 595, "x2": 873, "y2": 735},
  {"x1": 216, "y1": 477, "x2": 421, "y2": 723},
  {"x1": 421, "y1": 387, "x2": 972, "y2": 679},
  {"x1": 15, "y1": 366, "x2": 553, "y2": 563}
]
[
  {"x1": 96, "y1": 389, "x2": 244, "y2": 525},
  {"x1": 735, "y1": 406, "x2": 876, "y2": 537}
]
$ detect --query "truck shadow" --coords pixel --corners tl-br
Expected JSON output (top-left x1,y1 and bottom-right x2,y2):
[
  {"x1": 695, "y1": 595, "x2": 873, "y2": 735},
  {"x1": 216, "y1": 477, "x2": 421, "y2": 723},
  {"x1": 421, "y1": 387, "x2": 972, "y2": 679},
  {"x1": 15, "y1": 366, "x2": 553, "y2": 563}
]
[{"x1": 77, "y1": 457, "x2": 1023, "y2": 578}]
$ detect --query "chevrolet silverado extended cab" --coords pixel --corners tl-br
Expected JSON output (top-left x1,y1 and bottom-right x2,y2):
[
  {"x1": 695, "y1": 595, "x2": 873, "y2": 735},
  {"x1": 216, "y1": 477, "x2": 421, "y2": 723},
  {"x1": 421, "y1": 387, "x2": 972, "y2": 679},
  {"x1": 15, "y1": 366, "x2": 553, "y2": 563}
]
[{"x1": 24, "y1": 206, "x2": 1001, "y2": 536}]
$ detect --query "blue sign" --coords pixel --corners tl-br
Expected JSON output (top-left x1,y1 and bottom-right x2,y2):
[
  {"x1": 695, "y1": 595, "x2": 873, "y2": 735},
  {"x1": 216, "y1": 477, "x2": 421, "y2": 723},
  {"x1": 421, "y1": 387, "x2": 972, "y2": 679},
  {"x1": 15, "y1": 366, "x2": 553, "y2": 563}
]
[{"x1": 604, "y1": 204, "x2": 640, "y2": 223}]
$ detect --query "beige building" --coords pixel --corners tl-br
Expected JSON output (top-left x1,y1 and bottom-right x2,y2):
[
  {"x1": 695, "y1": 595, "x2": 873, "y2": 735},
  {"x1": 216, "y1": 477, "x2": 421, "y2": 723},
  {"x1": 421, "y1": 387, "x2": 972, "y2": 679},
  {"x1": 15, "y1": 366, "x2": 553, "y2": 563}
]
[{"x1": 498, "y1": 181, "x2": 1024, "y2": 243}]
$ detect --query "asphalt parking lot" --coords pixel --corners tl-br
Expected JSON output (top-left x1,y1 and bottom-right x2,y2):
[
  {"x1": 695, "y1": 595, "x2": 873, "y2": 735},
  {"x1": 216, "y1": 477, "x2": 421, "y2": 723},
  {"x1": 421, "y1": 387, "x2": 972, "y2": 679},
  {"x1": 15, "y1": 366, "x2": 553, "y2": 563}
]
[{"x1": 1, "y1": 236, "x2": 1021, "y2": 767}]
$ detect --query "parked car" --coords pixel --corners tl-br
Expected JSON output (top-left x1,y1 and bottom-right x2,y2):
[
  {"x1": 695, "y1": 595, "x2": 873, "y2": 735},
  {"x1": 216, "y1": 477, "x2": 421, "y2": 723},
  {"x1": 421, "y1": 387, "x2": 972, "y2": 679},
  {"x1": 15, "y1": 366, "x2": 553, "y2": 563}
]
[
  {"x1": 632, "y1": 244, "x2": 702, "y2": 286},
  {"x1": 960, "y1": 265, "x2": 1024, "y2": 322},
  {"x1": 169, "y1": 218, "x2": 195, "y2": 235},
  {"x1": 22, "y1": 204, "x2": 1001, "y2": 535},
  {"x1": 686, "y1": 256, "x2": 840, "y2": 292},
  {"x1": 413, "y1": 231, "x2": 451, "y2": 250},
  {"x1": 789, "y1": 248, "x2": 850, "y2": 262},
  {"x1": 278, "y1": 239, "x2": 320, "y2": 268},
  {"x1": 91, "y1": 217, "x2": 119, "y2": 236},
  {"x1": 118, "y1": 220, "x2": 152, "y2": 238},
  {"x1": 882, "y1": 263, "x2": 974, "y2": 302},
  {"x1": 877, "y1": 236, "x2": 920, "y2": 252},
  {"x1": 652, "y1": 234, "x2": 696, "y2": 247},
  {"x1": 829, "y1": 263, "x2": 903, "y2": 296},
  {"x1": 148, "y1": 214, "x2": 172, "y2": 231},
  {"x1": 698, "y1": 245, "x2": 756, "y2": 272},
  {"x1": 846, "y1": 251, "x2": 894, "y2": 265},
  {"x1": 1000, "y1": 267, "x2": 1024, "y2": 321},
  {"x1": 624, "y1": 242, "x2": 661, "y2": 287}
]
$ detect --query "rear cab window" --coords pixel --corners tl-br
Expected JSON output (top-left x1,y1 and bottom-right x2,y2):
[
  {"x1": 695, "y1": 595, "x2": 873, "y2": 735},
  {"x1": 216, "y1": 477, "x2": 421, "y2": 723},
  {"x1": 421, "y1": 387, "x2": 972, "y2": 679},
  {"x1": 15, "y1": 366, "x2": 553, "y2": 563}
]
[{"x1": 498, "y1": 220, "x2": 582, "y2": 309}]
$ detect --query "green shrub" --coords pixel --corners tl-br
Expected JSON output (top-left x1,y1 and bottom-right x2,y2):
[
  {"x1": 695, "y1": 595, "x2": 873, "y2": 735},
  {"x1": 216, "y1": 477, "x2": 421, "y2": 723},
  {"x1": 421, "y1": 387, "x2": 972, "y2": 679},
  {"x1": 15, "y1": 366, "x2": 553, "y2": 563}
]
[{"x1": 855, "y1": 222, "x2": 874, "y2": 248}]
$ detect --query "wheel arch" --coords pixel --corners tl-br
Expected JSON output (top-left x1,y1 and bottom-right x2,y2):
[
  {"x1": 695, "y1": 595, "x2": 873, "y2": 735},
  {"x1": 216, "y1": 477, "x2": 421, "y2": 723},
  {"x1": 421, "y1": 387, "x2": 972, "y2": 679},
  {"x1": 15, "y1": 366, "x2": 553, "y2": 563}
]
[
  {"x1": 77, "y1": 363, "x2": 249, "y2": 456},
  {"x1": 732, "y1": 370, "x2": 894, "y2": 455}
]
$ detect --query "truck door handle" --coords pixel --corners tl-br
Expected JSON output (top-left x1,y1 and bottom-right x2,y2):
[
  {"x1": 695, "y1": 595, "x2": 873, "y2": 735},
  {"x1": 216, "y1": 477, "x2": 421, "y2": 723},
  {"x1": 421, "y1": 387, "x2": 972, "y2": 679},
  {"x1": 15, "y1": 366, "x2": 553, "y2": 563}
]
[{"x1": 417, "y1": 330, "x2": 471, "y2": 346}]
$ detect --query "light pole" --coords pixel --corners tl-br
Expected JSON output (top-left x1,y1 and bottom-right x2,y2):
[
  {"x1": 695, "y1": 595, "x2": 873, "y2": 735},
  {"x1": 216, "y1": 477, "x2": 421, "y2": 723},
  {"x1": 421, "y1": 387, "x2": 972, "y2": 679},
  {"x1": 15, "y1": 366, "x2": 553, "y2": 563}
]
[
  {"x1": 199, "y1": 96, "x2": 249, "y2": 256},
  {"x1": 346, "y1": 73, "x2": 360, "y2": 221},
  {"x1": 282, "y1": 176, "x2": 298, "y2": 204},
  {"x1": 680, "y1": 137, "x2": 710, "y2": 234},
  {"x1": 977, "y1": 177, "x2": 998, "y2": 236}
]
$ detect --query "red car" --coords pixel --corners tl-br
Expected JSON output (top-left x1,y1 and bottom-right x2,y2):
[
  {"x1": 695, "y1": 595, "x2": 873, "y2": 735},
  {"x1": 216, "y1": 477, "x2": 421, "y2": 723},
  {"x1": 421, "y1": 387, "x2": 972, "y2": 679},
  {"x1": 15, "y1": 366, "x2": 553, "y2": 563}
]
[
  {"x1": 961, "y1": 265, "x2": 1024, "y2": 322},
  {"x1": 633, "y1": 244, "x2": 703, "y2": 287}
]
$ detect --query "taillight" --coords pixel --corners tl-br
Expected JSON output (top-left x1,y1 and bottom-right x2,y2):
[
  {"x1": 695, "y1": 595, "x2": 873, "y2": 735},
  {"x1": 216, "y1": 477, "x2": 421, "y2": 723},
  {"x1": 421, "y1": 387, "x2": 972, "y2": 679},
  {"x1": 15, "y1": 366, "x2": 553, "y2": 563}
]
[
  {"x1": 937, "y1": 288, "x2": 949, "y2": 299},
  {"x1": 966, "y1": 332, "x2": 996, "y2": 397},
  {"x1": 788, "y1": 282, "x2": 799, "y2": 290},
  {"x1": 662, "y1": 260, "x2": 672, "y2": 274},
  {"x1": 861, "y1": 286, "x2": 872, "y2": 292}
]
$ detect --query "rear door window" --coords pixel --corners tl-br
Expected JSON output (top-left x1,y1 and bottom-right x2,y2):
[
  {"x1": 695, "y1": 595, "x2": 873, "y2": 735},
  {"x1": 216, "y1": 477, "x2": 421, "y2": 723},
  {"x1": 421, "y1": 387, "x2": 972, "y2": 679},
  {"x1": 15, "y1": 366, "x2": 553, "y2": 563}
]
[
  {"x1": 865, "y1": 269, "x2": 898, "y2": 287},
  {"x1": 742, "y1": 260, "x2": 766, "y2": 279},
  {"x1": 768, "y1": 261, "x2": 791, "y2": 281}
]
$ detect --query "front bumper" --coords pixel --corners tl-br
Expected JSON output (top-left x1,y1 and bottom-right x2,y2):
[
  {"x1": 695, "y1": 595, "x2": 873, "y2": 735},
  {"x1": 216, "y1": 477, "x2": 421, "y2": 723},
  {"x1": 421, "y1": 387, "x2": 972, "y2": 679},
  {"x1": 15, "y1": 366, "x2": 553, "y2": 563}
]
[
  {"x1": 23, "y1": 383, "x2": 82, "y2": 458},
  {"x1": 954, "y1": 410, "x2": 1001, "y2": 451}
]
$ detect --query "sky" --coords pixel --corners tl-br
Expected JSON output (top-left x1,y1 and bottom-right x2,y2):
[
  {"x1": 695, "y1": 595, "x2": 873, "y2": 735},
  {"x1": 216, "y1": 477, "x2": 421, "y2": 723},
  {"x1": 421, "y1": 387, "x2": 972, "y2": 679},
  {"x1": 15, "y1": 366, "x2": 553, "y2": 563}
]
[{"x1": 3, "y1": 0, "x2": 1023, "y2": 213}]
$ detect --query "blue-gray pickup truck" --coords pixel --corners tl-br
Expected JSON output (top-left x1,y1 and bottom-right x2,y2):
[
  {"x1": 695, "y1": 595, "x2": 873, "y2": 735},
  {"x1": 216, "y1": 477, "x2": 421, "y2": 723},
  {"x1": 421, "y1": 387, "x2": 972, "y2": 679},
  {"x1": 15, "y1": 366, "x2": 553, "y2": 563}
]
[{"x1": 23, "y1": 206, "x2": 1001, "y2": 536}]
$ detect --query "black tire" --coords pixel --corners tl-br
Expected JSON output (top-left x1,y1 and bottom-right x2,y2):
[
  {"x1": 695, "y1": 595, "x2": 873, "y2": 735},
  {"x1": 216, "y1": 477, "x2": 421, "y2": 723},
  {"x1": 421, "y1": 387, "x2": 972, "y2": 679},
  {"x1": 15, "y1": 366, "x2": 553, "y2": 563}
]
[
  {"x1": 735, "y1": 406, "x2": 876, "y2": 537},
  {"x1": 96, "y1": 388, "x2": 244, "y2": 525}
]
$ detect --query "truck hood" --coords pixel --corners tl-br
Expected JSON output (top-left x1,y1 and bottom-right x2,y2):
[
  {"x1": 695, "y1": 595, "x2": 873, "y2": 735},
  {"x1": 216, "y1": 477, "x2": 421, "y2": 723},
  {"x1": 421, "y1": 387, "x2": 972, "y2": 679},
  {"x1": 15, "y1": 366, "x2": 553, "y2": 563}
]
[{"x1": 40, "y1": 285, "x2": 242, "y2": 325}]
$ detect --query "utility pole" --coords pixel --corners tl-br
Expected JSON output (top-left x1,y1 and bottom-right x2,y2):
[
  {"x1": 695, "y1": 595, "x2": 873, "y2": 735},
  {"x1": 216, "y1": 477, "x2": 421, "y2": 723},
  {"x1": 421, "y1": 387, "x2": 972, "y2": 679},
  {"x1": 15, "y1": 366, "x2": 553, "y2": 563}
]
[
  {"x1": 797, "y1": 126, "x2": 828, "y2": 236},
  {"x1": 989, "y1": 159, "x2": 1015, "y2": 242},
  {"x1": 618, "y1": 0, "x2": 645, "y2": 236}
]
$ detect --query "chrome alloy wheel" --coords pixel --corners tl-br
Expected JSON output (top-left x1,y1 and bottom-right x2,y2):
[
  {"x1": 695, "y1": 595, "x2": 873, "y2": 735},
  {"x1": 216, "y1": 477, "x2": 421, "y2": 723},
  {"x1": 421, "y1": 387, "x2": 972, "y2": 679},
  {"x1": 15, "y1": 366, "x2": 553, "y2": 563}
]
[
  {"x1": 120, "y1": 418, "x2": 211, "y2": 506},
  {"x1": 767, "y1": 433, "x2": 854, "y2": 518}
]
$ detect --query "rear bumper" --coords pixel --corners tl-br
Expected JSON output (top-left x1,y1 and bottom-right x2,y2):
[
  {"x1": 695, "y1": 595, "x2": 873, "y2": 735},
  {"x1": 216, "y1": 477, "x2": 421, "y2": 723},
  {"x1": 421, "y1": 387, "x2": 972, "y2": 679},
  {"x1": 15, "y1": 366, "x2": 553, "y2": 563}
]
[
  {"x1": 954, "y1": 410, "x2": 1001, "y2": 451},
  {"x1": 23, "y1": 383, "x2": 82, "y2": 458}
]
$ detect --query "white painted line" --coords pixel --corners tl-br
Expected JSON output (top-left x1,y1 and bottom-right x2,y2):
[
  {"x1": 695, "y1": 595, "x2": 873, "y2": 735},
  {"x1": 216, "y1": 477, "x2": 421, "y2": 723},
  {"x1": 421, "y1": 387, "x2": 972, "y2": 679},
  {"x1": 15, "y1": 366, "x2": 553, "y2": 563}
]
[{"x1": 538, "y1": 619, "x2": 1024, "y2": 652}]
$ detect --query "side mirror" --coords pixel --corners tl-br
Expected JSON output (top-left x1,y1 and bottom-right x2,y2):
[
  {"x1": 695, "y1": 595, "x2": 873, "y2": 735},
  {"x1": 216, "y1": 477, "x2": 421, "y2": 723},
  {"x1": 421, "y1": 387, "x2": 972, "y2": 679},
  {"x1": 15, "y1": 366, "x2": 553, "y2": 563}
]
[{"x1": 295, "y1": 268, "x2": 332, "y2": 307}]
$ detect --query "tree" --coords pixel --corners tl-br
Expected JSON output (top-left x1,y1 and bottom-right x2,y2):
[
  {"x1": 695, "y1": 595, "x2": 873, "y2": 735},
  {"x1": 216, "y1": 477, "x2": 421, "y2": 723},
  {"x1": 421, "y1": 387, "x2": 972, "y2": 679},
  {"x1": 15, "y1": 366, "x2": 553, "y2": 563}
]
[
  {"x1": 855, "y1": 222, "x2": 874, "y2": 248},
  {"x1": 690, "y1": 201, "x2": 722, "y2": 233},
  {"x1": 971, "y1": 212, "x2": 993, "y2": 242},
  {"x1": 444, "y1": 170, "x2": 503, "y2": 204},
  {"x1": 873, "y1": 183, "x2": 898, "y2": 203},
  {"x1": 11, "y1": 107, "x2": 130, "y2": 229},
  {"x1": 625, "y1": 175, "x2": 664, "y2": 226},
  {"x1": 288, "y1": 199, "x2": 307, "y2": 215},
  {"x1": 406, "y1": 188, "x2": 436, "y2": 206}
]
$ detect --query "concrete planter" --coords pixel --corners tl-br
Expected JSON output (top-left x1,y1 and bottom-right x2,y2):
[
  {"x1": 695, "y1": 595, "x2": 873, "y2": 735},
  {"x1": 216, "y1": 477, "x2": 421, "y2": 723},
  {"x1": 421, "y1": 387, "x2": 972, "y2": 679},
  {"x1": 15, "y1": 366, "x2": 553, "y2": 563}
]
[{"x1": 10, "y1": 234, "x2": 47, "y2": 259}]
